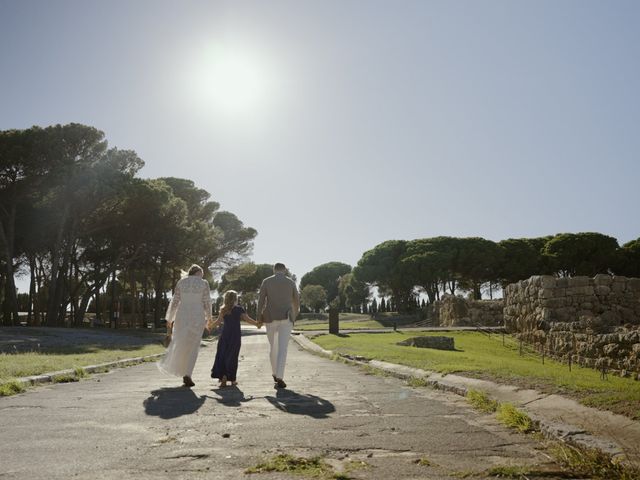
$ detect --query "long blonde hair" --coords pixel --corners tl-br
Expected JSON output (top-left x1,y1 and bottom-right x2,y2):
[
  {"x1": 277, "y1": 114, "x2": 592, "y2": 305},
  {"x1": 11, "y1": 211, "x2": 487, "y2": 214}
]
[{"x1": 220, "y1": 290, "x2": 238, "y2": 317}]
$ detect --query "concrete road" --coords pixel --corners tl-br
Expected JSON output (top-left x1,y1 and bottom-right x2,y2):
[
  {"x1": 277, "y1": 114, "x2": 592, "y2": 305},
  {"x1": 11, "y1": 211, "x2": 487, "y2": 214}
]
[{"x1": 0, "y1": 330, "x2": 564, "y2": 479}]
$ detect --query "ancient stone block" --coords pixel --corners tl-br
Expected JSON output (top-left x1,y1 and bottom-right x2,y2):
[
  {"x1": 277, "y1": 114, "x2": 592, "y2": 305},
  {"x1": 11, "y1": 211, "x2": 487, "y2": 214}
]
[
  {"x1": 540, "y1": 276, "x2": 556, "y2": 288},
  {"x1": 538, "y1": 289, "x2": 555, "y2": 299},
  {"x1": 504, "y1": 274, "x2": 640, "y2": 375},
  {"x1": 569, "y1": 276, "x2": 590, "y2": 287},
  {"x1": 553, "y1": 288, "x2": 567, "y2": 297},
  {"x1": 594, "y1": 274, "x2": 613, "y2": 286},
  {"x1": 611, "y1": 282, "x2": 626, "y2": 293},
  {"x1": 628, "y1": 278, "x2": 640, "y2": 291}
]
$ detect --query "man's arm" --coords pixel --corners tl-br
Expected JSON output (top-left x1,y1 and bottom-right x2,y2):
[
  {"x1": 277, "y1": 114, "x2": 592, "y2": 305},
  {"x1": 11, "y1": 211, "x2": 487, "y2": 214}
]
[
  {"x1": 292, "y1": 282, "x2": 300, "y2": 316},
  {"x1": 257, "y1": 279, "x2": 267, "y2": 322}
]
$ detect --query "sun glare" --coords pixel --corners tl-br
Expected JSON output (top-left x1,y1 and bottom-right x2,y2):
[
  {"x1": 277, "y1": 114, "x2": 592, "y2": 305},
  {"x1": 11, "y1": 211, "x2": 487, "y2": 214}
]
[{"x1": 188, "y1": 44, "x2": 273, "y2": 117}]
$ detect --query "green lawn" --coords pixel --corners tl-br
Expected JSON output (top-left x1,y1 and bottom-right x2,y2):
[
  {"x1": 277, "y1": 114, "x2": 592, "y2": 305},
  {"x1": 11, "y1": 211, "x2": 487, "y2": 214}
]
[
  {"x1": 295, "y1": 319, "x2": 387, "y2": 331},
  {"x1": 312, "y1": 331, "x2": 640, "y2": 420},
  {"x1": 0, "y1": 344, "x2": 165, "y2": 384},
  {"x1": 295, "y1": 312, "x2": 418, "y2": 331}
]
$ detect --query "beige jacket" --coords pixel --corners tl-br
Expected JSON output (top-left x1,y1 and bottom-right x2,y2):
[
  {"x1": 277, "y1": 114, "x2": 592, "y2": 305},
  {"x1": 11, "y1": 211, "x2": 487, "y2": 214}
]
[{"x1": 257, "y1": 272, "x2": 300, "y2": 323}]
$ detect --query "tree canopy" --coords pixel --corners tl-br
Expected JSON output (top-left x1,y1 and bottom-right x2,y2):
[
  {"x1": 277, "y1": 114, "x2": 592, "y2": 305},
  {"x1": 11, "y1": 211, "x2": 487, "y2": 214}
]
[
  {"x1": 353, "y1": 232, "x2": 635, "y2": 311},
  {"x1": 0, "y1": 124, "x2": 256, "y2": 327},
  {"x1": 299, "y1": 261, "x2": 351, "y2": 304},
  {"x1": 300, "y1": 284, "x2": 328, "y2": 313}
]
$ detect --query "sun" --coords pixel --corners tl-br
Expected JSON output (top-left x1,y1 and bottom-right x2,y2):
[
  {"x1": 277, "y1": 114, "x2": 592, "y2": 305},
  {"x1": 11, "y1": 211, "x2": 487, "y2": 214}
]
[{"x1": 189, "y1": 43, "x2": 273, "y2": 117}]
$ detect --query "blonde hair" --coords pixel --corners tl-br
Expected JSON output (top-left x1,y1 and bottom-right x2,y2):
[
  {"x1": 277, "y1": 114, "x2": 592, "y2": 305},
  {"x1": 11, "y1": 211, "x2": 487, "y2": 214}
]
[
  {"x1": 220, "y1": 290, "x2": 238, "y2": 316},
  {"x1": 188, "y1": 264, "x2": 203, "y2": 276}
]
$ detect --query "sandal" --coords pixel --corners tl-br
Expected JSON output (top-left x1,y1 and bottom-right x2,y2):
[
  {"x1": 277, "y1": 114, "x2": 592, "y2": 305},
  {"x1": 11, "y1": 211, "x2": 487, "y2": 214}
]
[{"x1": 183, "y1": 376, "x2": 195, "y2": 388}]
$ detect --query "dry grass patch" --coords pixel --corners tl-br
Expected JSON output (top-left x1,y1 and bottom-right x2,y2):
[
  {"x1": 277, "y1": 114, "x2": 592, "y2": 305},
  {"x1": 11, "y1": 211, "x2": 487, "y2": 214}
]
[
  {"x1": 466, "y1": 389, "x2": 499, "y2": 413},
  {"x1": 245, "y1": 454, "x2": 352, "y2": 479}
]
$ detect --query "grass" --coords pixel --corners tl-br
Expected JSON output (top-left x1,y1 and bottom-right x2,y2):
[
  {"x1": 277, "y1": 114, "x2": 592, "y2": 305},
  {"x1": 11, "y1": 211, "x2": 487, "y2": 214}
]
[
  {"x1": 407, "y1": 376, "x2": 429, "y2": 387},
  {"x1": 467, "y1": 389, "x2": 499, "y2": 413},
  {"x1": 0, "y1": 343, "x2": 164, "y2": 396},
  {"x1": 0, "y1": 344, "x2": 164, "y2": 382},
  {"x1": 484, "y1": 465, "x2": 533, "y2": 478},
  {"x1": 311, "y1": 331, "x2": 640, "y2": 419},
  {"x1": 464, "y1": 389, "x2": 640, "y2": 479},
  {"x1": 0, "y1": 380, "x2": 26, "y2": 396},
  {"x1": 414, "y1": 457, "x2": 435, "y2": 467},
  {"x1": 547, "y1": 441, "x2": 640, "y2": 480},
  {"x1": 295, "y1": 312, "x2": 421, "y2": 331},
  {"x1": 295, "y1": 320, "x2": 387, "y2": 331},
  {"x1": 245, "y1": 454, "x2": 351, "y2": 479},
  {"x1": 496, "y1": 403, "x2": 535, "y2": 433}
]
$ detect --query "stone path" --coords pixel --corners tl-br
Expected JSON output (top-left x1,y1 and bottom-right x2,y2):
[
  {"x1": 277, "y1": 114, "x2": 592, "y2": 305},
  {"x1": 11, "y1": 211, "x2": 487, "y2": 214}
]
[
  {"x1": 0, "y1": 329, "x2": 567, "y2": 479},
  {"x1": 295, "y1": 334, "x2": 640, "y2": 463}
]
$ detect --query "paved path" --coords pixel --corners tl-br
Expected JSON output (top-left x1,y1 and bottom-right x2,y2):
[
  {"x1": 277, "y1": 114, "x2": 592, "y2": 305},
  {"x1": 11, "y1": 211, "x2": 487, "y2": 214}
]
[{"x1": 0, "y1": 330, "x2": 564, "y2": 479}]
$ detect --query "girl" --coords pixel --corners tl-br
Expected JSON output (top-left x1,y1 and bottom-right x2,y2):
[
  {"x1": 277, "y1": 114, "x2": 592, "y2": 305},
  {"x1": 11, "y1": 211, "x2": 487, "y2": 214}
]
[{"x1": 210, "y1": 290, "x2": 261, "y2": 387}]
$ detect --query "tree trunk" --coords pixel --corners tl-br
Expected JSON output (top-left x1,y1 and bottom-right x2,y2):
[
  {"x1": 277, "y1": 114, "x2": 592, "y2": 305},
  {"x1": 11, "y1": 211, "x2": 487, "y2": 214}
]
[
  {"x1": 33, "y1": 257, "x2": 43, "y2": 326},
  {"x1": 75, "y1": 290, "x2": 93, "y2": 326},
  {"x1": 110, "y1": 270, "x2": 117, "y2": 328},
  {"x1": 27, "y1": 255, "x2": 36, "y2": 325},
  {"x1": 153, "y1": 260, "x2": 166, "y2": 327},
  {"x1": 473, "y1": 282, "x2": 481, "y2": 300},
  {"x1": 95, "y1": 289, "x2": 101, "y2": 322},
  {"x1": 130, "y1": 270, "x2": 138, "y2": 328},
  {"x1": 142, "y1": 277, "x2": 148, "y2": 328},
  {"x1": 0, "y1": 214, "x2": 19, "y2": 326},
  {"x1": 46, "y1": 206, "x2": 70, "y2": 326}
]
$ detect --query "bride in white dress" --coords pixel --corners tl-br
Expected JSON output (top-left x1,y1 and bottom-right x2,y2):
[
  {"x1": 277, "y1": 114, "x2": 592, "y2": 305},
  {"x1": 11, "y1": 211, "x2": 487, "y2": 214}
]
[{"x1": 157, "y1": 264, "x2": 212, "y2": 387}]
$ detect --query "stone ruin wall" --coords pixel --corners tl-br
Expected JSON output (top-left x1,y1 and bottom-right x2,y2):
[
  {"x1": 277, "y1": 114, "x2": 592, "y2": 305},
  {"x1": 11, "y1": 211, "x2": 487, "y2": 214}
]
[
  {"x1": 429, "y1": 294, "x2": 504, "y2": 327},
  {"x1": 504, "y1": 275, "x2": 640, "y2": 377}
]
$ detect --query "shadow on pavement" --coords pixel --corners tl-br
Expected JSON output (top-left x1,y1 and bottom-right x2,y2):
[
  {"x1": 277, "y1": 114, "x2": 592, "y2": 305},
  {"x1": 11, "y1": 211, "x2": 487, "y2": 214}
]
[
  {"x1": 210, "y1": 385, "x2": 255, "y2": 407},
  {"x1": 265, "y1": 388, "x2": 335, "y2": 419},
  {"x1": 143, "y1": 387, "x2": 206, "y2": 419}
]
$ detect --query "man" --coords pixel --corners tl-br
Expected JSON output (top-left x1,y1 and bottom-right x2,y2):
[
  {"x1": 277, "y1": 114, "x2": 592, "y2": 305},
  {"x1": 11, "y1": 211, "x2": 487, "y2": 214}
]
[{"x1": 257, "y1": 263, "x2": 300, "y2": 389}]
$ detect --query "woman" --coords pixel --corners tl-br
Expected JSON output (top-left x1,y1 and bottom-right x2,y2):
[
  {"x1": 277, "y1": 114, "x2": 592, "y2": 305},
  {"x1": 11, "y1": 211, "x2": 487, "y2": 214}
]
[
  {"x1": 210, "y1": 290, "x2": 261, "y2": 387},
  {"x1": 158, "y1": 264, "x2": 212, "y2": 387}
]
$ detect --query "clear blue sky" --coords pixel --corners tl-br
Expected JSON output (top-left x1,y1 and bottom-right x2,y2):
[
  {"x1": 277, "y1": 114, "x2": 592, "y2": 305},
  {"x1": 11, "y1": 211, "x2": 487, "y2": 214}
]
[{"x1": 2, "y1": 0, "x2": 639, "y2": 283}]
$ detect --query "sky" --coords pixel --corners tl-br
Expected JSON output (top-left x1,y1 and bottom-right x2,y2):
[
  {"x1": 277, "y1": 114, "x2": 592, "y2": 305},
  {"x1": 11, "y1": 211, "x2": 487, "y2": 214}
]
[{"x1": 2, "y1": 0, "x2": 639, "y2": 284}]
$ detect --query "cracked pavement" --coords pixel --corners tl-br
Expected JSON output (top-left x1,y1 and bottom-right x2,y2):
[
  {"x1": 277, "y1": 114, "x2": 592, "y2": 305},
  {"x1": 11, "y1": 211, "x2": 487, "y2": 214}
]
[{"x1": 0, "y1": 329, "x2": 566, "y2": 479}]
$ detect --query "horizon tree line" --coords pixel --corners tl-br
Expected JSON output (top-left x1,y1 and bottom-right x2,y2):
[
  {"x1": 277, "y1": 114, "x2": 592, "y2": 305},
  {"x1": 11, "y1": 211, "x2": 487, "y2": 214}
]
[{"x1": 236, "y1": 234, "x2": 639, "y2": 316}]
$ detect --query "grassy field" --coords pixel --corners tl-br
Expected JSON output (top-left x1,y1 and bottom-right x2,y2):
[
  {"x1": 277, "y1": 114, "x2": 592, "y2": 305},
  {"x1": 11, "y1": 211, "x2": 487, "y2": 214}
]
[
  {"x1": 295, "y1": 319, "x2": 387, "y2": 331},
  {"x1": 295, "y1": 312, "x2": 419, "y2": 331},
  {"x1": 312, "y1": 331, "x2": 640, "y2": 420},
  {"x1": 0, "y1": 344, "x2": 165, "y2": 385}
]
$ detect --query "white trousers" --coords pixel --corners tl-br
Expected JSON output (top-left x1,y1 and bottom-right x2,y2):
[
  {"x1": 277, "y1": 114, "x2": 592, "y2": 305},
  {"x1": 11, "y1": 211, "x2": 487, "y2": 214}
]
[{"x1": 265, "y1": 319, "x2": 293, "y2": 379}]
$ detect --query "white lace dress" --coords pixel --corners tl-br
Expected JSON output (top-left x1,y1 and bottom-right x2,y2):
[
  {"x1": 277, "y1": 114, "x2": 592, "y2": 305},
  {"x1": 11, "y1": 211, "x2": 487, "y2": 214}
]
[{"x1": 157, "y1": 276, "x2": 212, "y2": 377}]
